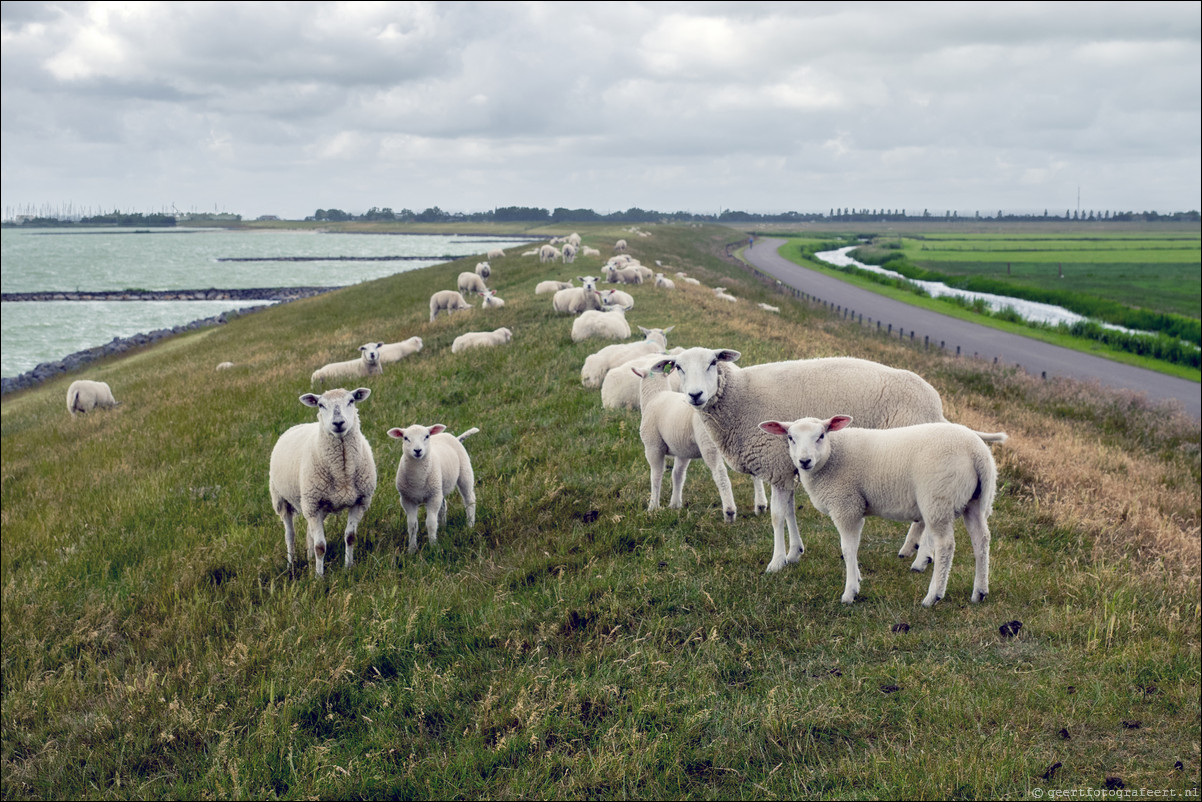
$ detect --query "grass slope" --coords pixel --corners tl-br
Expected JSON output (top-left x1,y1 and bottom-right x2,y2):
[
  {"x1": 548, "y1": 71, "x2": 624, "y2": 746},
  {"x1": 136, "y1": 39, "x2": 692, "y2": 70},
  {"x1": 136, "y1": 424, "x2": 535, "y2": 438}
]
[{"x1": 2, "y1": 224, "x2": 1199, "y2": 800}]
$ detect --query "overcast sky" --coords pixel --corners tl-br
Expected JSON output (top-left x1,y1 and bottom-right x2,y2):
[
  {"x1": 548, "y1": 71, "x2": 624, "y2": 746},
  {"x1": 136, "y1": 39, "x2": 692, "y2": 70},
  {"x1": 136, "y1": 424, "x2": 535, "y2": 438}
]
[{"x1": 2, "y1": 1, "x2": 1199, "y2": 220}]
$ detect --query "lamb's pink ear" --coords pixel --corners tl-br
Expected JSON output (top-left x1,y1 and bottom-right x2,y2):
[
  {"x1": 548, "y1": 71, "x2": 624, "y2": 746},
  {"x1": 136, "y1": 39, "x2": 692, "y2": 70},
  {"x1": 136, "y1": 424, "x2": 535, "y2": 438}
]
[
  {"x1": 429, "y1": 424, "x2": 447, "y2": 435},
  {"x1": 300, "y1": 393, "x2": 320, "y2": 408},
  {"x1": 827, "y1": 415, "x2": 853, "y2": 432},
  {"x1": 387, "y1": 427, "x2": 404, "y2": 439},
  {"x1": 759, "y1": 421, "x2": 790, "y2": 436},
  {"x1": 631, "y1": 367, "x2": 646, "y2": 378}
]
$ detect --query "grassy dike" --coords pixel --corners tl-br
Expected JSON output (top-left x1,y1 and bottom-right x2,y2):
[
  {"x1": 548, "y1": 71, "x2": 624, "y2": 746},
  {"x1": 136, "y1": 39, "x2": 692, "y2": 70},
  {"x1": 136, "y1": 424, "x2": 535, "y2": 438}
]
[{"x1": 2, "y1": 224, "x2": 1198, "y2": 799}]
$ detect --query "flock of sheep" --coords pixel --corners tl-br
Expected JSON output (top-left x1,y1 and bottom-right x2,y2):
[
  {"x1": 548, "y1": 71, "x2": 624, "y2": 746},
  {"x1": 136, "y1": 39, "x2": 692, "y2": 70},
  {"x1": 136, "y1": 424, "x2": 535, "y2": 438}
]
[{"x1": 71, "y1": 231, "x2": 1009, "y2": 607}]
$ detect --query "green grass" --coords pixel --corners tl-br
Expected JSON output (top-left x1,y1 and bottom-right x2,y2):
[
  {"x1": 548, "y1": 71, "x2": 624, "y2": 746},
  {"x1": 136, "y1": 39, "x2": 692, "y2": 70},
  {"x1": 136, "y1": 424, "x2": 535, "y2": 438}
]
[{"x1": 3, "y1": 223, "x2": 1199, "y2": 799}]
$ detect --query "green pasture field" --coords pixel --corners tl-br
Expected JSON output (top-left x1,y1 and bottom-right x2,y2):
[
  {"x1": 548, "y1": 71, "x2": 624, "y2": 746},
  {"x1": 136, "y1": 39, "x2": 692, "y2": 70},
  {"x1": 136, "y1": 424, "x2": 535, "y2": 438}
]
[{"x1": 2, "y1": 224, "x2": 1198, "y2": 799}]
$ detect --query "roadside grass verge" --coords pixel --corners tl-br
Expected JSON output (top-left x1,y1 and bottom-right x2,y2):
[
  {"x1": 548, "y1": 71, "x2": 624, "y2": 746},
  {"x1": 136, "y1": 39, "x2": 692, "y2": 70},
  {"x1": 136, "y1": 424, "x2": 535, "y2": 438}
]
[{"x1": 2, "y1": 224, "x2": 1198, "y2": 799}]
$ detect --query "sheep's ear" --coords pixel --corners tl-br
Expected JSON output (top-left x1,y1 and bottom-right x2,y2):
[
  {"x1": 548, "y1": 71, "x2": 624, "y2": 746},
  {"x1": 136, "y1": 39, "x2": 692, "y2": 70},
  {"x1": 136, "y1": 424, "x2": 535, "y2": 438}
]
[
  {"x1": 352, "y1": 388, "x2": 371, "y2": 402},
  {"x1": 759, "y1": 421, "x2": 790, "y2": 437},
  {"x1": 376, "y1": 342, "x2": 384, "y2": 348},
  {"x1": 387, "y1": 427, "x2": 404, "y2": 439},
  {"x1": 428, "y1": 424, "x2": 447, "y2": 436},
  {"x1": 827, "y1": 415, "x2": 853, "y2": 432},
  {"x1": 638, "y1": 326, "x2": 650, "y2": 335},
  {"x1": 631, "y1": 367, "x2": 647, "y2": 379},
  {"x1": 299, "y1": 393, "x2": 320, "y2": 408},
  {"x1": 663, "y1": 326, "x2": 675, "y2": 334},
  {"x1": 715, "y1": 349, "x2": 741, "y2": 363},
  {"x1": 649, "y1": 359, "x2": 674, "y2": 375}
]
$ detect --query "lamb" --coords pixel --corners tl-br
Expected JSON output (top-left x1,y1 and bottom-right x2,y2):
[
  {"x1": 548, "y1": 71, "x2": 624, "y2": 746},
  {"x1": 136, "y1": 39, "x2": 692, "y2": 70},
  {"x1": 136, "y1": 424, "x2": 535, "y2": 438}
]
[
  {"x1": 600, "y1": 350, "x2": 683, "y2": 410},
  {"x1": 580, "y1": 326, "x2": 674, "y2": 388},
  {"x1": 582, "y1": 246, "x2": 601, "y2": 258},
  {"x1": 458, "y1": 271, "x2": 488, "y2": 296},
  {"x1": 713, "y1": 287, "x2": 738, "y2": 302},
  {"x1": 536, "y1": 279, "x2": 574, "y2": 295},
  {"x1": 598, "y1": 288, "x2": 634, "y2": 310},
  {"x1": 562, "y1": 242, "x2": 578, "y2": 264},
  {"x1": 486, "y1": 248, "x2": 506, "y2": 261},
  {"x1": 758, "y1": 415, "x2": 1006, "y2": 606},
  {"x1": 654, "y1": 273, "x2": 676, "y2": 290},
  {"x1": 634, "y1": 366, "x2": 766, "y2": 521},
  {"x1": 452, "y1": 327, "x2": 513, "y2": 353},
  {"x1": 571, "y1": 306, "x2": 631, "y2": 342},
  {"x1": 66, "y1": 379, "x2": 119, "y2": 415},
  {"x1": 430, "y1": 290, "x2": 474, "y2": 322},
  {"x1": 757, "y1": 303, "x2": 781, "y2": 313},
  {"x1": 269, "y1": 387, "x2": 376, "y2": 577},
  {"x1": 480, "y1": 288, "x2": 505, "y2": 309},
  {"x1": 387, "y1": 423, "x2": 479, "y2": 554},
  {"x1": 475, "y1": 261, "x2": 492, "y2": 279},
  {"x1": 539, "y1": 244, "x2": 561, "y2": 263},
  {"x1": 605, "y1": 265, "x2": 644, "y2": 285},
  {"x1": 311, "y1": 342, "x2": 384, "y2": 386},
  {"x1": 378, "y1": 336, "x2": 424, "y2": 364},
  {"x1": 650, "y1": 348, "x2": 949, "y2": 574},
  {"x1": 552, "y1": 276, "x2": 603, "y2": 314}
]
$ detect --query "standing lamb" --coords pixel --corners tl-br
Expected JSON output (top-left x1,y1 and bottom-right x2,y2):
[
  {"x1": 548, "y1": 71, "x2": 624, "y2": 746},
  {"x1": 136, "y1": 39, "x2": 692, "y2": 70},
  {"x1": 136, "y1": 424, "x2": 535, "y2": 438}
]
[
  {"x1": 430, "y1": 290, "x2": 474, "y2": 322},
  {"x1": 539, "y1": 244, "x2": 561, "y2": 263},
  {"x1": 458, "y1": 271, "x2": 488, "y2": 296},
  {"x1": 580, "y1": 326, "x2": 673, "y2": 388},
  {"x1": 562, "y1": 242, "x2": 578, "y2": 264},
  {"x1": 650, "y1": 348, "x2": 948, "y2": 574},
  {"x1": 66, "y1": 379, "x2": 119, "y2": 415},
  {"x1": 387, "y1": 423, "x2": 479, "y2": 554},
  {"x1": 452, "y1": 327, "x2": 513, "y2": 353},
  {"x1": 269, "y1": 387, "x2": 376, "y2": 577},
  {"x1": 759, "y1": 415, "x2": 1005, "y2": 606},
  {"x1": 311, "y1": 342, "x2": 384, "y2": 386},
  {"x1": 379, "y1": 336, "x2": 424, "y2": 364},
  {"x1": 571, "y1": 306, "x2": 631, "y2": 342}
]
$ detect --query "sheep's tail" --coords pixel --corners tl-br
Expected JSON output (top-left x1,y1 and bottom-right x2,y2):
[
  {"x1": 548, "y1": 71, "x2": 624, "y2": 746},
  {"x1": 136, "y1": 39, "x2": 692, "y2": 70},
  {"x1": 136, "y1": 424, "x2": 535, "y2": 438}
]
[
  {"x1": 457, "y1": 427, "x2": 481, "y2": 442},
  {"x1": 974, "y1": 430, "x2": 1008, "y2": 445},
  {"x1": 68, "y1": 388, "x2": 80, "y2": 413}
]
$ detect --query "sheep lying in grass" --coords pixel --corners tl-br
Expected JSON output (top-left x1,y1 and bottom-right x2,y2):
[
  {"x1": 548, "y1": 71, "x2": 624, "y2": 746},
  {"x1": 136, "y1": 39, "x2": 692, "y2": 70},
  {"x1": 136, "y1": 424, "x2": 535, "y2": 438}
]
[
  {"x1": 635, "y1": 367, "x2": 766, "y2": 520},
  {"x1": 387, "y1": 423, "x2": 479, "y2": 554},
  {"x1": 216, "y1": 361, "x2": 235, "y2": 371},
  {"x1": 651, "y1": 348, "x2": 949, "y2": 574},
  {"x1": 458, "y1": 271, "x2": 488, "y2": 296},
  {"x1": 452, "y1": 327, "x2": 513, "y2": 353},
  {"x1": 599, "y1": 288, "x2": 634, "y2": 310},
  {"x1": 430, "y1": 290, "x2": 474, "y2": 322},
  {"x1": 311, "y1": 342, "x2": 384, "y2": 386},
  {"x1": 580, "y1": 326, "x2": 673, "y2": 388},
  {"x1": 713, "y1": 287, "x2": 738, "y2": 302},
  {"x1": 654, "y1": 273, "x2": 676, "y2": 289},
  {"x1": 480, "y1": 288, "x2": 505, "y2": 309},
  {"x1": 757, "y1": 303, "x2": 780, "y2": 313},
  {"x1": 379, "y1": 336, "x2": 423, "y2": 364},
  {"x1": 582, "y1": 246, "x2": 601, "y2": 257},
  {"x1": 67, "y1": 379, "x2": 119, "y2": 415},
  {"x1": 536, "y1": 279, "x2": 574, "y2": 295},
  {"x1": 269, "y1": 387, "x2": 376, "y2": 577},
  {"x1": 571, "y1": 306, "x2": 631, "y2": 342},
  {"x1": 759, "y1": 415, "x2": 1006, "y2": 606},
  {"x1": 552, "y1": 276, "x2": 603, "y2": 314}
]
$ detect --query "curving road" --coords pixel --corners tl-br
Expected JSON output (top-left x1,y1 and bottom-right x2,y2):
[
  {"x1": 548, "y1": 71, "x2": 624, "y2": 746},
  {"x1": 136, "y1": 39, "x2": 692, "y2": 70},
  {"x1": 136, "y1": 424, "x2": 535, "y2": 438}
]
[{"x1": 742, "y1": 238, "x2": 1200, "y2": 420}]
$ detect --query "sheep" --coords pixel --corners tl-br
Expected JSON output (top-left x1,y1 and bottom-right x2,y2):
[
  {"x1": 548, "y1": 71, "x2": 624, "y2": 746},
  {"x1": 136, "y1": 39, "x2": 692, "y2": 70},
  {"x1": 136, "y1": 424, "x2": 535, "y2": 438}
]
[
  {"x1": 480, "y1": 288, "x2": 505, "y2": 309},
  {"x1": 215, "y1": 361, "x2": 235, "y2": 371},
  {"x1": 487, "y1": 248, "x2": 505, "y2": 261},
  {"x1": 571, "y1": 306, "x2": 631, "y2": 342},
  {"x1": 378, "y1": 336, "x2": 424, "y2": 364},
  {"x1": 452, "y1": 327, "x2": 513, "y2": 353},
  {"x1": 66, "y1": 379, "x2": 119, "y2": 415},
  {"x1": 387, "y1": 423, "x2": 479, "y2": 554},
  {"x1": 552, "y1": 276, "x2": 603, "y2": 314},
  {"x1": 539, "y1": 244, "x2": 561, "y2": 263},
  {"x1": 521, "y1": 249, "x2": 540, "y2": 257},
  {"x1": 758, "y1": 415, "x2": 1006, "y2": 606},
  {"x1": 536, "y1": 279, "x2": 574, "y2": 295},
  {"x1": 601, "y1": 350, "x2": 683, "y2": 410},
  {"x1": 757, "y1": 303, "x2": 781, "y2": 313},
  {"x1": 614, "y1": 239, "x2": 628, "y2": 252},
  {"x1": 582, "y1": 246, "x2": 601, "y2": 257},
  {"x1": 649, "y1": 348, "x2": 949, "y2": 574},
  {"x1": 605, "y1": 264, "x2": 644, "y2": 285},
  {"x1": 713, "y1": 287, "x2": 739, "y2": 302},
  {"x1": 598, "y1": 288, "x2": 634, "y2": 310},
  {"x1": 311, "y1": 342, "x2": 384, "y2": 386},
  {"x1": 430, "y1": 290, "x2": 474, "y2": 322},
  {"x1": 562, "y1": 242, "x2": 578, "y2": 264},
  {"x1": 475, "y1": 261, "x2": 492, "y2": 279},
  {"x1": 634, "y1": 366, "x2": 766, "y2": 521},
  {"x1": 458, "y1": 271, "x2": 488, "y2": 296},
  {"x1": 580, "y1": 326, "x2": 674, "y2": 388},
  {"x1": 654, "y1": 273, "x2": 676, "y2": 290},
  {"x1": 567, "y1": 232, "x2": 582, "y2": 248},
  {"x1": 269, "y1": 387, "x2": 376, "y2": 577}
]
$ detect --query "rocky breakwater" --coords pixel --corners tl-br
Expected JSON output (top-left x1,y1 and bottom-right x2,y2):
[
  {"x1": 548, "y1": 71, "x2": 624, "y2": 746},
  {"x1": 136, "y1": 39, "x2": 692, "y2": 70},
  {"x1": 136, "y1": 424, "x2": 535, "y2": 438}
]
[{"x1": 0, "y1": 286, "x2": 340, "y2": 395}]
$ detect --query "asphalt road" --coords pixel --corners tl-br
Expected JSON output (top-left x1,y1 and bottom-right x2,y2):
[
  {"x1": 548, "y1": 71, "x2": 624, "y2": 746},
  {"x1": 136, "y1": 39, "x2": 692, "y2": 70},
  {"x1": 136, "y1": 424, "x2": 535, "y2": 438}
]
[{"x1": 741, "y1": 238, "x2": 1201, "y2": 421}]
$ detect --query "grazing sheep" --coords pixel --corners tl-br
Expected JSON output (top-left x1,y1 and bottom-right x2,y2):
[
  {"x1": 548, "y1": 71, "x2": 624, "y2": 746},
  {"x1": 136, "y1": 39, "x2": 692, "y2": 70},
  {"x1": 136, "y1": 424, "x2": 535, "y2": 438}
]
[
  {"x1": 654, "y1": 273, "x2": 676, "y2": 290},
  {"x1": 614, "y1": 239, "x2": 628, "y2": 252},
  {"x1": 430, "y1": 290, "x2": 474, "y2": 322},
  {"x1": 311, "y1": 342, "x2": 384, "y2": 386},
  {"x1": 452, "y1": 327, "x2": 513, "y2": 353},
  {"x1": 215, "y1": 361, "x2": 235, "y2": 371},
  {"x1": 601, "y1": 350, "x2": 683, "y2": 410},
  {"x1": 480, "y1": 288, "x2": 506, "y2": 309},
  {"x1": 66, "y1": 379, "x2": 119, "y2": 415},
  {"x1": 379, "y1": 336, "x2": 424, "y2": 364},
  {"x1": 562, "y1": 243, "x2": 578, "y2": 264},
  {"x1": 580, "y1": 326, "x2": 674, "y2": 388},
  {"x1": 635, "y1": 367, "x2": 766, "y2": 521},
  {"x1": 539, "y1": 244, "x2": 561, "y2": 263},
  {"x1": 571, "y1": 306, "x2": 631, "y2": 342},
  {"x1": 757, "y1": 303, "x2": 781, "y2": 313},
  {"x1": 567, "y1": 232, "x2": 582, "y2": 248},
  {"x1": 650, "y1": 348, "x2": 949, "y2": 574},
  {"x1": 552, "y1": 276, "x2": 603, "y2": 314},
  {"x1": 487, "y1": 248, "x2": 505, "y2": 261},
  {"x1": 536, "y1": 279, "x2": 574, "y2": 295},
  {"x1": 387, "y1": 423, "x2": 479, "y2": 554},
  {"x1": 458, "y1": 271, "x2": 488, "y2": 296},
  {"x1": 598, "y1": 288, "x2": 634, "y2": 310},
  {"x1": 269, "y1": 387, "x2": 376, "y2": 577},
  {"x1": 759, "y1": 415, "x2": 1005, "y2": 606}
]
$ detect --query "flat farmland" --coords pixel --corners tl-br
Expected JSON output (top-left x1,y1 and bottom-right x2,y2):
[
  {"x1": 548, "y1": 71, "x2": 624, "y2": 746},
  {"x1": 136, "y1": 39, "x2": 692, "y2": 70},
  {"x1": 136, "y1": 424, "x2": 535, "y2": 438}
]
[{"x1": 899, "y1": 234, "x2": 1200, "y2": 318}]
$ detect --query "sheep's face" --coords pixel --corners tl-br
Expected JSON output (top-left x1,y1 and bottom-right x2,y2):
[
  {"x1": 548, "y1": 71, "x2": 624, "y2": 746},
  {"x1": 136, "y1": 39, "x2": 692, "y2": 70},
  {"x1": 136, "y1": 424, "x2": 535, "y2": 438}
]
[
  {"x1": 661, "y1": 347, "x2": 740, "y2": 409},
  {"x1": 389, "y1": 424, "x2": 447, "y2": 460},
  {"x1": 359, "y1": 342, "x2": 383, "y2": 367},
  {"x1": 301, "y1": 387, "x2": 370, "y2": 439},
  {"x1": 759, "y1": 416, "x2": 852, "y2": 473}
]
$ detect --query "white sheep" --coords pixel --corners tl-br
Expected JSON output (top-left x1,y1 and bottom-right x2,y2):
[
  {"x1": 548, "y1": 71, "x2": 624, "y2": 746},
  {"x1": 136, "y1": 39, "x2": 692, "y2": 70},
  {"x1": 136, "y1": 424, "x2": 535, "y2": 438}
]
[
  {"x1": 452, "y1": 327, "x2": 513, "y2": 353},
  {"x1": 604, "y1": 265, "x2": 644, "y2": 285},
  {"x1": 614, "y1": 239, "x2": 628, "y2": 252},
  {"x1": 269, "y1": 387, "x2": 376, "y2": 577},
  {"x1": 66, "y1": 379, "x2": 119, "y2": 415},
  {"x1": 486, "y1": 248, "x2": 505, "y2": 261},
  {"x1": 552, "y1": 276, "x2": 603, "y2": 314},
  {"x1": 458, "y1": 271, "x2": 488, "y2": 296},
  {"x1": 713, "y1": 287, "x2": 738, "y2": 302},
  {"x1": 598, "y1": 288, "x2": 634, "y2": 310},
  {"x1": 378, "y1": 336, "x2": 424, "y2": 364},
  {"x1": 475, "y1": 261, "x2": 492, "y2": 279},
  {"x1": 757, "y1": 303, "x2": 781, "y2": 313},
  {"x1": 562, "y1": 242, "x2": 578, "y2": 264},
  {"x1": 521, "y1": 249, "x2": 540, "y2": 257},
  {"x1": 539, "y1": 244, "x2": 561, "y2": 263},
  {"x1": 582, "y1": 246, "x2": 601, "y2": 258},
  {"x1": 634, "y1": 366, "x2": 766, "y2": 521},
  {"x1": 480, "y1": 288, "x2": 506, "y2": 309},
  {"x1": 311, "y1": 342, "x2": 384, "y2": 386},
  {"x1": 571, "y1": 306, "x2": 631, "y2": 342},
  {"x1": 430, "y1": 290, "x2": 474, "y2": 322},
  {"x1": 759, "y1": 415, "x2": 1006, "y2": 606},
  {"x1": 387, "y1": 423, "x2": 479, "y2": 554},
  {"x1": 600, "y1": 350, "x2": 683, "y2": 411},
  {"x1": 580, "y1": 326, "x2": 673, "y2": 388},
  {"x1": 536, "y1": 279, "x2": 574, "y2": 295},
  {"x1": 651, "y1": 348, "x2": 949, "y2": 574},
  {"x1": 654, "y1": 273, "x2": 676, "y2": 290},
  {"x1": 567, "y1": 232, "x2": 582, "y2": 248},
  {"x1": 215, "y1": 361, "x2": 235, "y2": 371}
]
